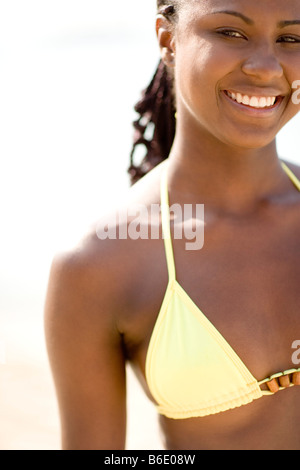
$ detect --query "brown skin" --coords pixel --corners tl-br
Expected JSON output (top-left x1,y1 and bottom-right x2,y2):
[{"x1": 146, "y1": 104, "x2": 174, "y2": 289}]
[{"x1": 45, "y1": 0, "x2": 300, "y2": 450}]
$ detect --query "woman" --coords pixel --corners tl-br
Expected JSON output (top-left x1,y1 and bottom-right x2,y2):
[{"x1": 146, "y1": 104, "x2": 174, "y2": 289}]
[{"x1": 45, "y1": 0, "x2": 300, "y2": 450}]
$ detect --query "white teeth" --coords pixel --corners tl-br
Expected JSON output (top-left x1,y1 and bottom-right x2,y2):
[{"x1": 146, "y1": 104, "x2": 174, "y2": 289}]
[
  {"x1": 226, "y1": 91, "x2": 277, "y2": 108},
  {"x1": 236, "y1": 93, "x2": 243, "y2": 104},
  {"x1": 249, "y1": 96, "x2": 259, "y2": 107},
  {"x1": 242, "y1": 95, "x2": 250, "y2": 105},
  {"x1": 259, "y1": 97, "x2": 267, "y2": 107}
]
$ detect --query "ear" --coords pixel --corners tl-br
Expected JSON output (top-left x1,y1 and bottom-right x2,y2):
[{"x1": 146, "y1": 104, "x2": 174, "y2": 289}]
[{"x1": 156, "y1": 15, "x2": 176, "y2": 68}]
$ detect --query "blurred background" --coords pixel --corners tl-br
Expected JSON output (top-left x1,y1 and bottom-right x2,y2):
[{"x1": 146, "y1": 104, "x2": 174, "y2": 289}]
[{"x1": 0, "y1": 0, "x2": 299, "y2": 450}]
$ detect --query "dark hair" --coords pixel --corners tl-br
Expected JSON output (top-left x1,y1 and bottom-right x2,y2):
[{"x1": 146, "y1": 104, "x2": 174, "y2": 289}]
[{"x1": 128, "y1": 1, "x2": 179, "y2": 185}]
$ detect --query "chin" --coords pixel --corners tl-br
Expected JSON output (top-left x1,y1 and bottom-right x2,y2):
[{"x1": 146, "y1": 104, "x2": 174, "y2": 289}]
[{"x1": 217, "y1": 126, "x2": 279, "y2": 150}]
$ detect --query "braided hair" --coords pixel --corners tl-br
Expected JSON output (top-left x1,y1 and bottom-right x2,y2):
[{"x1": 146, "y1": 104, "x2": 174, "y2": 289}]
[{"x1": 128, "y1": 1, "x2": 180, "y2": 184}]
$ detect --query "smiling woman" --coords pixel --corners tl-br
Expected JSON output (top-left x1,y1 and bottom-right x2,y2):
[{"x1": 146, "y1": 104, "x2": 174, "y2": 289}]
[{"x1": 45, "y1": 0, "x2": 300, "y2": 450}]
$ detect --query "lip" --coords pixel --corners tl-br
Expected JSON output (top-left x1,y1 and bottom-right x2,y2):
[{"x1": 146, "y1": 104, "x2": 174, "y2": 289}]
[{"x1": 221, "y1": 90, "x2": 285, "y2": 117}]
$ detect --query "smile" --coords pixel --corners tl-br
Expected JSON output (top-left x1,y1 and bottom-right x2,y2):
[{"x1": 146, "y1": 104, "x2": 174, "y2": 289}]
[
  {"x1": 222, "y1": 89, "x2": 285, "y2": 116},
  {"x1": 224, "y1": 90, "x2": 281, "y2": 109}
]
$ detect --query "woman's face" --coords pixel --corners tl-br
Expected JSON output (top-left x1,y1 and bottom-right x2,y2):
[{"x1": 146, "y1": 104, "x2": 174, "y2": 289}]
[{"x1": 171, "y1": 0, "x2": 300, "y2": 149}]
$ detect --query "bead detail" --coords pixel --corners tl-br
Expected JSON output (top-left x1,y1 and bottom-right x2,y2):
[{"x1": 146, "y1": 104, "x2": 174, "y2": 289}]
[{"x1": 258, "y1": 368, "x2": 300, "y2": 394}]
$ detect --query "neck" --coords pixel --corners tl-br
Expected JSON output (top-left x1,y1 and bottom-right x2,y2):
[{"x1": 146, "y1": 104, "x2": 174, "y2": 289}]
[{"x1": 167, "y1": 127, "x2": 289, "y2": 215}]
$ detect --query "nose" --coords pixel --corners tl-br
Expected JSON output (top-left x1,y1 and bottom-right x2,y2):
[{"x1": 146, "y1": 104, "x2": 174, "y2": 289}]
[{"x1": 241, "y1": 43, "x2": 283, "y2": 81}]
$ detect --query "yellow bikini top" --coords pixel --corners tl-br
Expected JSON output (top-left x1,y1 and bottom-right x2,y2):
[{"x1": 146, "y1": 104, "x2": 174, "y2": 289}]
[{"x1": 145, "y1": 161, "x2": 300, "y2": 419}]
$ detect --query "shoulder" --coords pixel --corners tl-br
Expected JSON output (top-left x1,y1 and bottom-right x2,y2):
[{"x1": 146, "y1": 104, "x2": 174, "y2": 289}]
[{"x1": 46, "y1": 160, "x2": 168, "y2": 328}]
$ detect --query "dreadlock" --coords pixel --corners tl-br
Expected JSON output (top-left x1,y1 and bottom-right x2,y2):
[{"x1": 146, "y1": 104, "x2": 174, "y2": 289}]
[{"x1": 128, "y1": 1, "x2": 180, "y2": 185}]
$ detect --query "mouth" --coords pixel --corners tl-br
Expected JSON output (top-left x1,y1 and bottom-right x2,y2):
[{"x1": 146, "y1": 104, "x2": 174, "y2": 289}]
[{"x1": 223, "y1": 90, "x2": 285, "y2": 114}]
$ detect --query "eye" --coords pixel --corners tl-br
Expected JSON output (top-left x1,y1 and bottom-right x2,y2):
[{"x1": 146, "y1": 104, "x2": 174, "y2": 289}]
[
  {"x1": 217, "y1": 29, "x2": 246, "y2": 40},
  {"x1": 277, "y1": 36, "x2": 300, "y2": 44}
]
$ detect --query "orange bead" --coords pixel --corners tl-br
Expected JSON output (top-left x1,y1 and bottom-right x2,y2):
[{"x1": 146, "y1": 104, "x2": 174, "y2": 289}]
[
  {"x1": 267, "y1": 378, "x2": 280, "y2": 393},
  {"x1": 279, "y1": 374, "x2": 291, "y2": 388},
  {"x1": 292, "y1": 372, "x2": 300, "y2": 386}
]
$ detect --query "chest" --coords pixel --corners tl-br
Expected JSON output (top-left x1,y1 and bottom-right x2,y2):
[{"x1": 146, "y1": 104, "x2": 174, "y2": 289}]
[
  {"x1": 125, "y1": 206, "x2": 300, "y2": 386},
  {"x1": 171, "y1": 211, "x2": 300, "y2": 378}
]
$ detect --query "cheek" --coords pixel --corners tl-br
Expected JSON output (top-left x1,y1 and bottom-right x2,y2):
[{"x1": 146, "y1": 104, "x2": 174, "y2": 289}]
[
  {"x1": 283, "y1": 55, "x2": 300, "y2": 116},
  {"x1": 175, "y1": 45, "x2": 222, "y2": 125},
  {"x1": 175, "y1": 43, "x2": 207, "y2": 101},
  {"x1": 291, "y1": 81, "x2": 300, "y2": 108},
  {"x1": 174, "y1": 38, "x2": 237, "y2": 101},
  {"x1": 281, "y1": 74, "x2": 300, "y2": 123}
]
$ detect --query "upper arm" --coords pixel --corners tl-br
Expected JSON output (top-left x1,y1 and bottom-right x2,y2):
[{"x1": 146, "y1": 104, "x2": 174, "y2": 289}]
[{"x1": 44, "y1": 248, "x2": 127, "y2": 450}]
